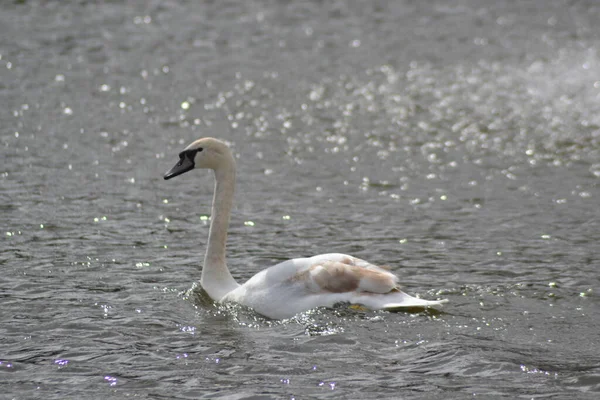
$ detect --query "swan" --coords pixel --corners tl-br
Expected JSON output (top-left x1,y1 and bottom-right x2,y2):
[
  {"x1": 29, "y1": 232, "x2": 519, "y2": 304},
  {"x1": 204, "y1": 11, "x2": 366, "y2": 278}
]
[{"x1": 164, "y1": 137, "x2": 447, "y2": 319}]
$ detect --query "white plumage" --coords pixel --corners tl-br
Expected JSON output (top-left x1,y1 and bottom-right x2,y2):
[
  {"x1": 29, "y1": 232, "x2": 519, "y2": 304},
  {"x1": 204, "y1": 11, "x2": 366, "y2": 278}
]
[{"x1": 164, "y1": 138, "x2": 447, "y2": 319}]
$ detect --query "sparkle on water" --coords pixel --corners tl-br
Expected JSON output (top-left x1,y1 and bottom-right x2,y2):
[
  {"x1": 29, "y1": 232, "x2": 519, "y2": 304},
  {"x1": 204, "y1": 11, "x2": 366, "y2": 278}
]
[{"x1": 1, "y1": 1, "x2": 599, "y2": 399}]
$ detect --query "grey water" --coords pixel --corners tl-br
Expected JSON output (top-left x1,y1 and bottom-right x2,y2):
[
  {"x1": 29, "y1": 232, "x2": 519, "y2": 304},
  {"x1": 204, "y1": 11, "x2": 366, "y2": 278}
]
[{"x1": 1, "y1": 1, "x2": 599, "y2": 398}]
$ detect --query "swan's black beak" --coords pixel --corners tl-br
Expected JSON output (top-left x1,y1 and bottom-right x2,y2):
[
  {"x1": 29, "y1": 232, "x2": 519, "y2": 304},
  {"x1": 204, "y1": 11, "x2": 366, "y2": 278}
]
[{"x1": 164, "y1": 151, "x2": 195, "y2": 180}]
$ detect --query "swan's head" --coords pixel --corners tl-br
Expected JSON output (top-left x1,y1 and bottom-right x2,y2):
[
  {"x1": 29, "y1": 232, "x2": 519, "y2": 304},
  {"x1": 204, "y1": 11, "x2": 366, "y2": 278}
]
[{"x1": 164, "y1": 137, "x2": 233, "y2": 180}]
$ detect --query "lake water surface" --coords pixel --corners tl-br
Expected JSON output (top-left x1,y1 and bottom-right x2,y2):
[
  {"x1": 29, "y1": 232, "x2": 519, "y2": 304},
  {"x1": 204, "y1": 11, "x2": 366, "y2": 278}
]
[{"x1": 1, "y1": 1, "x2": 599, "y2": 399}]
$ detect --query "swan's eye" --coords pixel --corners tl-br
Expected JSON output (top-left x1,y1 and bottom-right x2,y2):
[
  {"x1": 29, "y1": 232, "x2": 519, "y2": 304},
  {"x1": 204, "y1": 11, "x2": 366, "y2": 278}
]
[{"x1": 197, "y1": 148, "x2": 203, "y2": 152}]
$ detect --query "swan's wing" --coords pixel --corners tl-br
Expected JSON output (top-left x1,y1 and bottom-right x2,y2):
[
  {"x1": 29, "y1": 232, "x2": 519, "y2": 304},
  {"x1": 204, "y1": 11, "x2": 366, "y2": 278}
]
[
  {"x1": 299, "y1": 259, "x2": 399, "y2": 294},
  {"x1": 293, "y1": 254, "x2": 447, "y2": 310}
]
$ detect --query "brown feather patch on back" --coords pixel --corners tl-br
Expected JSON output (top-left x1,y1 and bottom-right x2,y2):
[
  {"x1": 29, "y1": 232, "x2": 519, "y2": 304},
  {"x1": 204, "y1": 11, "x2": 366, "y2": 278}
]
[
  {"x1": 295, "y1": 260, "x2": 398, "y2": 294},
  {"x1": 310, "y1": 261, "x2": 361, "y2": 293}
]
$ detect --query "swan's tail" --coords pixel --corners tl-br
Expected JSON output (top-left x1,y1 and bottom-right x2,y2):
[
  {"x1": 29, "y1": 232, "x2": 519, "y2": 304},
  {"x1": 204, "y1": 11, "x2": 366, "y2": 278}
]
[{"x1": 353, "y1": 290, "x2": 448, "y2": 310}]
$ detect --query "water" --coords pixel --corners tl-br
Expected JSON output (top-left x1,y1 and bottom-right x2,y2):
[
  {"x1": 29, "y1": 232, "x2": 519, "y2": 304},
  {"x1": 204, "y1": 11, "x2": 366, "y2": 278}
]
[{"x1": 1, "y1": 1, "x2": 599, "y2": 398}]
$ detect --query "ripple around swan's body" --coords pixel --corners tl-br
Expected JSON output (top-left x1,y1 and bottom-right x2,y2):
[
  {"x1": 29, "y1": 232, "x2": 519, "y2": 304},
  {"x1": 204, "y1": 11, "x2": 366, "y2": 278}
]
[{"x1": 2, "y1": 0, "x2": 600, "y2": 399}]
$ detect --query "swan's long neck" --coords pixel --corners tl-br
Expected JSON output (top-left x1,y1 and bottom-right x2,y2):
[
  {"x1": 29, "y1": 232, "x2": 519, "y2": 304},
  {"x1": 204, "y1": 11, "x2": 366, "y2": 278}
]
[{"x1": 201, "y1": 158, "x2": 240, "y2": 300}]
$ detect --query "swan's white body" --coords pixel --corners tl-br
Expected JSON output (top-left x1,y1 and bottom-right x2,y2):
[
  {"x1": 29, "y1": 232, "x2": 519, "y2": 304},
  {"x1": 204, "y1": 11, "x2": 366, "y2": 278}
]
[
  {"x1": 222, "y1": 253, "x2": 446, "y2": 319},
  {"x1": 164, "y1": 138, "x2": 447, "y2": 319}
]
